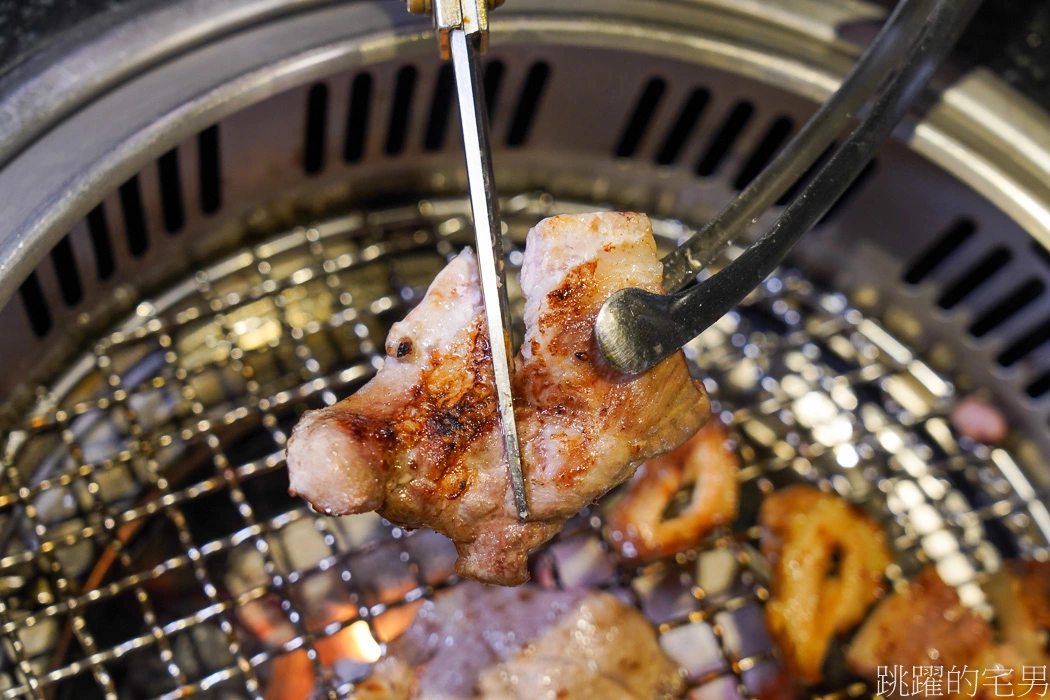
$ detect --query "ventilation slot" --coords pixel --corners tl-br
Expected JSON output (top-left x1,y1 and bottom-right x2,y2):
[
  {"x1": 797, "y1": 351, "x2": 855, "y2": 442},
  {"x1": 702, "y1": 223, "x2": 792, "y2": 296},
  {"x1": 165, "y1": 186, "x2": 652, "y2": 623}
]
[
  {"x1": 817, "y1": 159, "x2": 877, "y2": 226},
  {"x1": 655, "y1": 88, "x2": 709, "y2": 166},
  {"x1": 84, "y1": 206, "x2": 115, "y2": 281},
  {"x1": 425, "y1": 64, "x2": 456, "y2": 152},
  {"x1": 49, "y1": 236, "x2": 83, "y2": 307},
  {"x1": 969, "y1": 279, "x2": 1045, "y2": 338},
  {"x1": 345, "y1": 73, "x2": 372, "y2": 163},
  {"x1": 615, "y1": 78, "x2": 666, "y2": 159},
  {"x1": 1031, "y1": 239, "x2": 1050, "y2": 272},
  {"x1": 198, "y1": 125, "x2": 222, "y2": 214},
  {"x1": 484, "y1": 60, "x2": 504, "y2": 124},
  {"x1": 1026, "y1": 371, "x2": 1050, "y2": 398},
  {"x1": 937, "y1": 247, "x2": 1011, "y2": 310},
  {"x1": 695, "y1": 101, "x2": 754, "y2": 177},
  {"x1": 19, "y1": 272, "x2": 51, "y2": 337},
  {"x1": 386, "y1": 66, "x2": 418, "y2": 156},
  {"x1": 999, "y1": 317, "x2": 1050, "y2": 368},
  {"x1": 507, "y1": 61, "x2": 550, "y2": 147},
  {"x1": 304, "y1": 83, "x2": 329, "y2": 175},
  {"x1": 119, "y1": 177, "x2": 149, "y2": 258},
  {"x1": 902, "y1": 219, "x2": 977, "y2": 285},
  {"x1": 733, "y1": 116, "x2": 793, "y2": 190},
  {"x1": 158, "y1": 149, "x2": 185, "y2": 234}
]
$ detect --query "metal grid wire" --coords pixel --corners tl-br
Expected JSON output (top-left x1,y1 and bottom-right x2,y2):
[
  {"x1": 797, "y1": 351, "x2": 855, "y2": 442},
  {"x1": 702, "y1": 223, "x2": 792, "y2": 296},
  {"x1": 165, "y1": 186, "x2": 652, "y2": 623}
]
[{"x1": 0, "y1": 194, "x2": 1047, "y2": 700}]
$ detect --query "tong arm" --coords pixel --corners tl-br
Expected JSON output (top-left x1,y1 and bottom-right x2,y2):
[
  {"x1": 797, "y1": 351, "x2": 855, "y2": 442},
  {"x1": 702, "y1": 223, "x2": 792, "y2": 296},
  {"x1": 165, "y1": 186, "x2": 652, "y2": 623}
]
[{"x1": 404, "y1": 0, "x2": 504, "y2": 58}]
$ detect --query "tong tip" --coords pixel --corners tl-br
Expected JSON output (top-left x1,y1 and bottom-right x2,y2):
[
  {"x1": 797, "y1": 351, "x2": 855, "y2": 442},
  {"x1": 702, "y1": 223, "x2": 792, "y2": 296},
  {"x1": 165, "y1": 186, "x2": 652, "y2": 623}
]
[{"x1": 595, "y1": 286, "x2": 673, "y2": 375}]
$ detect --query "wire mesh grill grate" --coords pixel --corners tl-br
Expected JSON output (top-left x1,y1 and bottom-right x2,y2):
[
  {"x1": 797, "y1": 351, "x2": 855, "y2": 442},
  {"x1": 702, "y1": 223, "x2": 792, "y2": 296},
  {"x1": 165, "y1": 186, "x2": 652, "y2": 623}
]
[{"x1": 0, "y1": 194, "x2": 1046, "y2": 699}]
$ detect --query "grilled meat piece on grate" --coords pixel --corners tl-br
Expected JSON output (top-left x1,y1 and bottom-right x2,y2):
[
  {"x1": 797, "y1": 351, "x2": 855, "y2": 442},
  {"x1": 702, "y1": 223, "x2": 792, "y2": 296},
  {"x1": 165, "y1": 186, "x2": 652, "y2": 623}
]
[
  {"x1": 984, "y1": 559, "x2": 1050, "y2": 670},
  {"x1": 847, "y1": 567, "x2": 993, "y2": 698},
  {"x1": 605, "y1": 418, "x2": 739, "y2": 563},
  {"x1": 849, "y1": 562, "x2": 1050, "y2": 699},
  {"x1": 355, "y1": 581, "x2": 685, "y2": 699},
  {"x1": 287, "y1": 212, "x2": 710, "y2": 586},
  {"x1": 760, "y1": 485, "x2": 892, "y2": 684}
]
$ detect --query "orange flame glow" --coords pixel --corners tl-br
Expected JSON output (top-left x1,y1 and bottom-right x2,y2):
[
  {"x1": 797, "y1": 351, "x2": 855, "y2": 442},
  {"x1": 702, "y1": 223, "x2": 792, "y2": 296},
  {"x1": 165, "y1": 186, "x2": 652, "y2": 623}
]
[{"x1": 240, "y1": 599, "x2": 404, "y2": 700}]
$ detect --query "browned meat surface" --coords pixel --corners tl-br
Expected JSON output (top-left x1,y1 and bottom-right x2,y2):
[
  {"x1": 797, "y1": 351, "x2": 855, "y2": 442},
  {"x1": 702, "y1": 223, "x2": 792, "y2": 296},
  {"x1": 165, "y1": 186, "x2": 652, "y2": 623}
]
[
  {"x1": 353, "y1": 659, "x2": 415, "y2": 700},
  {"x1": 975, "y1": 560, "x2": 1050, "y2": 697},
  {"x1": 847, "y1": 565, "x2": 1038, "y2": 699},
  {"x1": 512, "y1": 213, "x2": 709, "y2": 521},
  {"x1": 760, "y1": 486, "x2": 891, "y2": 684},
  {"x1": 287, "y1": 247, "x2": 554, "y2": 587},
  {"x1": 605, "y1": 419, "x2": 739, "y2": 562},
  {"x1": 476, "y1": 589, "x2": 685, "y2": 699},
  {"x1": 984, "y1": 559, "x2": 1050, "y2": 666},
  {"x1": 847, "y1": 567, "x2": 992, "y2": 695},
  {"x1": 287, "y1": 212, "x2": 710, "y2": 585},
  {"x1": 847, "y1": 562, "x2": 1050, "y2": 699},
  {"x1": 356, "y1": 582, "x2": 685, "y2": 699}
]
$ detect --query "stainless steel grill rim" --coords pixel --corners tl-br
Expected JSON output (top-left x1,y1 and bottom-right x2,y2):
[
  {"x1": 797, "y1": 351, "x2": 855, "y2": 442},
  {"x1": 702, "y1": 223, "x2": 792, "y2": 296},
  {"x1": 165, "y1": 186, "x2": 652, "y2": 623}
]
[{"x1": 0, "y1": 0, "x2": 1049, "y2": 697}]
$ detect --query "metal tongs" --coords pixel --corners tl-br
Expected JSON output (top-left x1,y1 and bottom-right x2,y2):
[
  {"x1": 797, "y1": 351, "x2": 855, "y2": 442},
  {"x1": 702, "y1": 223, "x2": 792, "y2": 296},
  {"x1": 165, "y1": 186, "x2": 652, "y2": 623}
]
[
  {"x1": 404, "y1": 0, "x2": 529, "y2": 520},
  {"x1": 406, "y1": 0, "x2": 981, "y2": 523},
  {"x1": 595, "y1": 0, "x2": 982, "y2": 374}
]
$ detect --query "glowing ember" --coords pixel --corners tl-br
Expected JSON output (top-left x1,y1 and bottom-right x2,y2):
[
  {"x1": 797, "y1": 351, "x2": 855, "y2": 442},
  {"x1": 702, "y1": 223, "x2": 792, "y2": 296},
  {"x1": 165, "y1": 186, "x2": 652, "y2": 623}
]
[
  {"x1": 264, "y1": 652, "x2": 314, "y2": 700},
  {"x1": 345, "y1": 620, "x2": 381, "y2": 663},
  {"x1": 241, "y1": 598, "x2": 393, "y2": 700},
  {"x1": 374, "y1": 601, "x2": 423, "y2": 643}
]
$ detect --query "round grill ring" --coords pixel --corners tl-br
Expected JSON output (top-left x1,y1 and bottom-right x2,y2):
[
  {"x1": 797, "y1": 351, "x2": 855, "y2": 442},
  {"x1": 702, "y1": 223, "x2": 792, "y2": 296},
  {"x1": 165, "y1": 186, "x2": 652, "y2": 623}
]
[
  {"x1": 1, "y1": 0, "x2": 1050, "y2": 697},
  {"x1": 1, "y1": 196, "x2": 1045, "y2": 699}
]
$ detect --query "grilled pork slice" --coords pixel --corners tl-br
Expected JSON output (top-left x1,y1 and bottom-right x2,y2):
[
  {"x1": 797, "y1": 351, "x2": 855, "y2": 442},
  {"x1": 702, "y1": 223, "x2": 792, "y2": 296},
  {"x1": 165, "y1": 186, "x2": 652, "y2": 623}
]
[
  {"x1": 847, "y1": 567, "x2": 998, "y2": 699},
  {"x1": 605, "y1": 419, "x2": 739, "y2": 563},
  {"x1": 356, "y1": 581, "x2": 684, "y2": 699},
  {"x1": 353, "y1": 659, "x2": 416, "y2": 700},
  {"x1": 759, "y1": 486, "x2": 891, "y2": 684},
  {"x1": 287, "y1": 247, "x2": 555, "y2": 586},
  {"x1": 512, "y1": 213, "x2": 709, "y2": 520},
  {"x1": 984, "y1": 559, "x2": 1050, "y2": 668},
  {"x1": 476, "y1": 591, "x2": 684, "y2": 699},
  {"x1": 287, "y1": 212, "x2": 710, "y2": 585},
  {"x1": 850, "y1": 561, "x2": 1050, "y2": 699},
  {"x1": 846, "y1": 567, "x2": 992, "y2": 683}
]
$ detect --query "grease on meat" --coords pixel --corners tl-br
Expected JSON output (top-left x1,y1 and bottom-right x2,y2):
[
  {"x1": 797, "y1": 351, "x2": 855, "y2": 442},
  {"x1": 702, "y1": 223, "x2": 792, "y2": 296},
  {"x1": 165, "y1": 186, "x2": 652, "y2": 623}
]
[
  {"x1": 760, "y1": 486, "x2": 891, "y2": 684},
  {"x1": 287, "y1": 213, "x2": 710, "y2": 585},
  {"x1": 606, "y1": 419, "x2": 740, "y2": 562},
  {"x1": 355, "y1": 581, "x2": 684, "y2": 699}
]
